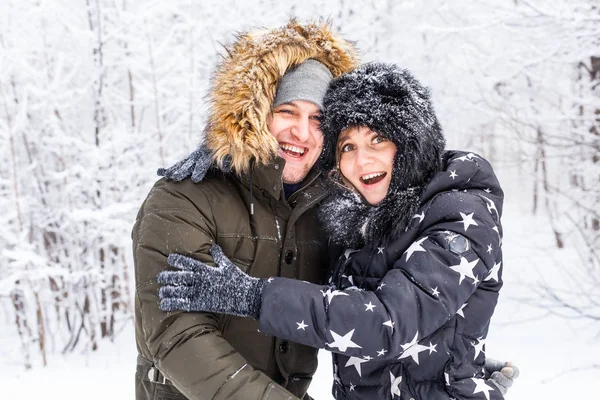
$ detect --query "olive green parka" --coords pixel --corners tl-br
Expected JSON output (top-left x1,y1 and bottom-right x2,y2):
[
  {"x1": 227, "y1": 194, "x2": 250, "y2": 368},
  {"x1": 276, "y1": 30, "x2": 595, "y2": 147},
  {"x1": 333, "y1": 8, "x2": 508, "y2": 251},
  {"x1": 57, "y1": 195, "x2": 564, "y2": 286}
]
[{"x1": 132, "y1": 20, "x2": 357, "y2": 400}]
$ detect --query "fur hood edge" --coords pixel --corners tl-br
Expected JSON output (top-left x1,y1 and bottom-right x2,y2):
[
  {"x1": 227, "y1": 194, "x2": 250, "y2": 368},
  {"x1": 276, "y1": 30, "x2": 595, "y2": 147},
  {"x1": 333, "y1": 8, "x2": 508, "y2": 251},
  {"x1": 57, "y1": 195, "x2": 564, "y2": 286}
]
[{"x1": 206, "y1": 19, "x2": 359, "y2": 175}]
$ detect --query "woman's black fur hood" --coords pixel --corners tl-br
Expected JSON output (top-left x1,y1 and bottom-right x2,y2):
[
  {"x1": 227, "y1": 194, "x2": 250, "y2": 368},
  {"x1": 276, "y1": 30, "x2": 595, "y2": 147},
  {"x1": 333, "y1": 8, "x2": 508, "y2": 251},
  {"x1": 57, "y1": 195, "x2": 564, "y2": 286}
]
[{"x1": 318, "y1": 63, "x2": 446, "y2": 248}]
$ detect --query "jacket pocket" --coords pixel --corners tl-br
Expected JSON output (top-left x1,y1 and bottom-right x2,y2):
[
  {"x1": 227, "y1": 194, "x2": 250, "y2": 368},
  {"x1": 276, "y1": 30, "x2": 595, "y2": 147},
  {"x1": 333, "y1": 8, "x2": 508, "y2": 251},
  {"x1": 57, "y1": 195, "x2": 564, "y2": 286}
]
[
  {"x1": 154, "y1": 383, "x2": 188, "y2": 400},
  {"x1": 264, "y1": 382, "x2": 297, "y2": 399}
]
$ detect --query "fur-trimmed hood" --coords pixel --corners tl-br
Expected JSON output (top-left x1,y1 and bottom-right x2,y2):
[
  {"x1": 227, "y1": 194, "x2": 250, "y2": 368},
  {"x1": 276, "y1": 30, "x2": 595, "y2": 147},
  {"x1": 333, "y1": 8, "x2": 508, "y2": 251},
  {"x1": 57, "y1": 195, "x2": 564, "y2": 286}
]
[
  {"x1": 318, "y1": 63, "x2": 446, "y2": 247},
  {"x1": 206, "y1": 19, "x2": 358, "y2": 175}
]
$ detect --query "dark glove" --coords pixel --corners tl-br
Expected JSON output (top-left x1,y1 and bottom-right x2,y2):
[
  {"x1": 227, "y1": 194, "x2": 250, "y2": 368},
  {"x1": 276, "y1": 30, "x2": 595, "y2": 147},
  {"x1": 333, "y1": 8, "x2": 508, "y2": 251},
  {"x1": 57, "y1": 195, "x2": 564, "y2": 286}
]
[
  {"x1": 158, "y1": 245, "x2": 266, "y2": 319},
  {"x1": 485, "y1": 358, "x2": 520, "y2": 396},
  {"x1": 157, "y1": 144, "x2": 213, "y2": 183}
]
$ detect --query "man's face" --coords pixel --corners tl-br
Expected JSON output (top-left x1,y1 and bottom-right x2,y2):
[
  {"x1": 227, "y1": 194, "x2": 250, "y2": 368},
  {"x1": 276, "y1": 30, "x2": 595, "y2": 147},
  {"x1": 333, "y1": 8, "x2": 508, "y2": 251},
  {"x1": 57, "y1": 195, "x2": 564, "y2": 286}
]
[{"x1": 267, "y1": 100, "x2": 324, "y2": 184}]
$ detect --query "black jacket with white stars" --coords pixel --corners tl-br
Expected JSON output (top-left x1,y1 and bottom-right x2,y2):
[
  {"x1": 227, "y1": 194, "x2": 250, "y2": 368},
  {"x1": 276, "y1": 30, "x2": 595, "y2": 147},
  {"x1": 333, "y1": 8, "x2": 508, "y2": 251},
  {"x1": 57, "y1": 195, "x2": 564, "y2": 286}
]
[{"x1": 258, "y1": 150, "x2": 505, "y2": 400}]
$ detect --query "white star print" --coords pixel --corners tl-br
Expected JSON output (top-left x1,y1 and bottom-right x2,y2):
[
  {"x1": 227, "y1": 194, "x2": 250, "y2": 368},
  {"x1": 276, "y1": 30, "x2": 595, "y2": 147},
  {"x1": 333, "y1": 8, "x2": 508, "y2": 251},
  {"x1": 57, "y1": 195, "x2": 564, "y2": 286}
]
[
  {"x1": 456, "y1": 302, "x2": 468, "y2": 318},
  {"x1": 377, "y1": 247, "x2": 385, "y2": 254},
  {"x1": 344, "y1": 249, "x2": 359, "y2": 259},
  {"x1": 349, "y1": 383, "x2": 356, "y2": 391},
  {"x1": 398, "y1": 332, "x2": 431, "y2": 365},
  {"x1": 383, "y1": 320, "x2": 395, "y2": 331},
  {"x1": 484, "y1": 261, "x2": 501, "y2": 282},
  {"x1": 363, "y1": 355, "x2": 373, "y2": 361},
  {"x1": 427, "y1": 342, "x2": 438, "y2": 354},
  {"x1": 456, "y1": 152, "x2": 480, "y2": 162},
  {"x1": 481, "y1": 195, "x2": 499, "y2": 216},
  {"x1": 450, "y1": 257, "x2": 479, "y2": 284},
  {"x1": 365, "y1": 302, "x2": 376, "y2": 312},
  {"x1": 377, "y1": 282, "x2": 387, "y2": 291},
  {"x1": 320, "y1": 288, "x2": 349, "y2": 304},
  {"x1": 403, "y1": 237, "x2": 428, "y2": 261},
  {"x1": 472, "y1": 337, "x2": 486, "y2": 360},
  {"x1": 390, "y1": 371, "x2": 402, "y2": 397},
  {"x1": 296, "y1": 320, "x2": 308, "y2": 330},
  {"x1": 471, "y1": 378, "x2": 494, "y2": 400},
  {"x1": 486, "y1": 244, "x2": 493, "y2": 254},
  {"x1": 327, "y1": 329, "x2": 362, "y2": 352},
  {"x1": 267, "y1": 277, "x2": 274, "y2": 283},
  {"x1": 492, "y1": 226, "x2": 502, "y2": 245},
  {"x1": 484, "y1": 188, "x2": 492, "y2": 193},
  {"x1": 458, "y1": 212, "x2": 479, "y2": 231},
  {"x1": 432, "y1": 287, "x2": 440, "y2": 296},
  {"x1": 444, "y1": 372, "x2": 451, "y2": 385},
  {"x1": 449, "y1": 170, "x2": 458, "y2": 179},
  {"x1": 377, "y1": 348, "x2": 388, "y2": 357},
  {"x1": 472, "y1": 275, "x2": 480, "y2": 286},
  {"x1": 345, "y1": 356, "x2": 368, "y2": 377},
  {"x1": 412, "y1": 211, "x2": 425, "y2": 223}
]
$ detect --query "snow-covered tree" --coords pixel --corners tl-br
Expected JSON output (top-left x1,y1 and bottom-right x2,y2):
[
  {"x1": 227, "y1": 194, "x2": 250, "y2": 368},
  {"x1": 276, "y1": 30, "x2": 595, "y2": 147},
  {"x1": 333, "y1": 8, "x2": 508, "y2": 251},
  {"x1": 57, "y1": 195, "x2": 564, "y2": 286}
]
[{"x1": 1, "y1": 0, "x2": 597, "y2": 367}]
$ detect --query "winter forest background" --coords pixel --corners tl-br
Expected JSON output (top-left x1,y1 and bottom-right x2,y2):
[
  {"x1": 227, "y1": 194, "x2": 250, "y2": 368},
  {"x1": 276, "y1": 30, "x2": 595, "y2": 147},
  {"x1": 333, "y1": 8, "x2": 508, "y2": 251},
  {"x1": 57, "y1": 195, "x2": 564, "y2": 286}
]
[{"x1": 1, "y1": 0, "x2": 598, "y2": 398}]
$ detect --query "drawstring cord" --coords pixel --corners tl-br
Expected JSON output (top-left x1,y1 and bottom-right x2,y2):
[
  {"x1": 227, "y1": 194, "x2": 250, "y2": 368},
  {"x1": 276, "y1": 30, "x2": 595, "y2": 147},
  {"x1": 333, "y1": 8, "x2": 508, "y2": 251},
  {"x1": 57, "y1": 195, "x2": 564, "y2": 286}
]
[{"x1": 249, "y1": 173, "x2": 254, "y2": 215}]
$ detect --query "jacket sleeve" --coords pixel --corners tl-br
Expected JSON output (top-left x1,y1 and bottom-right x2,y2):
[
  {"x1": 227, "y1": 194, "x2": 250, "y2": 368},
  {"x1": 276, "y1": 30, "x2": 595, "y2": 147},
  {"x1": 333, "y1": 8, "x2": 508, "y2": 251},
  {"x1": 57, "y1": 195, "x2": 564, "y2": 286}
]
[
  {"x1": 133, "y1": 180, "x2": 298, "y2": 400},
  {"x1": 258, "y1": 191, "x2": 502, "y2": 360}
]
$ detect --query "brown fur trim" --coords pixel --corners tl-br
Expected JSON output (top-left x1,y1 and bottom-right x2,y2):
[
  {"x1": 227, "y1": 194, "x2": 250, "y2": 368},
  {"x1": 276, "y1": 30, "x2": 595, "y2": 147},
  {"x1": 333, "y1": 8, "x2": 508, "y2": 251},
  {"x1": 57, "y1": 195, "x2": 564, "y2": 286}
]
[{"x1": 206, "y1": 19, "x2": 359, "y2": 175}]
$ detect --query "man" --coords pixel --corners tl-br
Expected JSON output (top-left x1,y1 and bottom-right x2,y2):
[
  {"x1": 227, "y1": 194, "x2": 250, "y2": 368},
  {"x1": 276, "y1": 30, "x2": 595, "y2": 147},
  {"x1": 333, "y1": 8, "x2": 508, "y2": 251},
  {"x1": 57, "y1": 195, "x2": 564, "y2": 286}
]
[{"x1": 132, "y1": 20, "x2": 358, "y2": 400}]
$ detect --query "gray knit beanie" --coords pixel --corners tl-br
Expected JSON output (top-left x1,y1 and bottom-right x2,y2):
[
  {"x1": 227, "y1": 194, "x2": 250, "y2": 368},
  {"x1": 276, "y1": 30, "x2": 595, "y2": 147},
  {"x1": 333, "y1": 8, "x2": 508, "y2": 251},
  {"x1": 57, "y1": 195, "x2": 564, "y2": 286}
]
[{"x1": 274, "y1": 59, "x2": 333, "y2": 110}]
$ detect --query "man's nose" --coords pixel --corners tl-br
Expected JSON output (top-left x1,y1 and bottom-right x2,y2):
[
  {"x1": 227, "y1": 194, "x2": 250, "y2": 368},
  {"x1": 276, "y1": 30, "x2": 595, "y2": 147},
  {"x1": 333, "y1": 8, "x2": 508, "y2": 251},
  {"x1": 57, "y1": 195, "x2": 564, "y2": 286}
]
[{"x1": 290, "y1": 116, "x2": 311, "y2": 142}]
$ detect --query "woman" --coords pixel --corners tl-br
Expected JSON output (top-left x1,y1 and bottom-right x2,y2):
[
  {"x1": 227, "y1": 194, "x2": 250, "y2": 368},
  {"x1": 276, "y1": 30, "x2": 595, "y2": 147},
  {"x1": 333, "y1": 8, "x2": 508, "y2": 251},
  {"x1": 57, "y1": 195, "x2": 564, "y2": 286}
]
[{"x1": 159, "y1": 63, "x2": 511, "y2": 399}]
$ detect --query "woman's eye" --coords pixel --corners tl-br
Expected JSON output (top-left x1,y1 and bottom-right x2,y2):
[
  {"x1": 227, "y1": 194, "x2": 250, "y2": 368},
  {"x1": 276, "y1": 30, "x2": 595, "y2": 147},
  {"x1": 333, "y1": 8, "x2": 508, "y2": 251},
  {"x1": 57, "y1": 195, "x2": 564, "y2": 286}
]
[
  {"x1": 340, "y1": 143, "x2": 354, "y2": 152},
  {"x1": 373, "y1": 136, "x2": 387, "y2": 144}
]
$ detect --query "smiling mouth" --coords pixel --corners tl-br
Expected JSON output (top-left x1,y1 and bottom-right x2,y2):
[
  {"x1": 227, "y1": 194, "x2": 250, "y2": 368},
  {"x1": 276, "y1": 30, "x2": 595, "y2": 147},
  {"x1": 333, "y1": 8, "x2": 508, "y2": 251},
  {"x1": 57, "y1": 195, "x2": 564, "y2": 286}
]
[
  {"x1": 360, "y1": 172, "x2": 386, "y2": 185},
  {"x1": 280, "y1": 143, "x2": 306, "y2": 158}
]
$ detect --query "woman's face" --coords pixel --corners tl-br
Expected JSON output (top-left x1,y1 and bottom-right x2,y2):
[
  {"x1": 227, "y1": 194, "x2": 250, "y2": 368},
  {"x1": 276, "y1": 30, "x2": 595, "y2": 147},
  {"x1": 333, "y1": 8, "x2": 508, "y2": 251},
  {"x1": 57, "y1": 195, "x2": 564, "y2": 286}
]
[{"x1": 337, "y1": 126, "x2": 397, "y2": 205}]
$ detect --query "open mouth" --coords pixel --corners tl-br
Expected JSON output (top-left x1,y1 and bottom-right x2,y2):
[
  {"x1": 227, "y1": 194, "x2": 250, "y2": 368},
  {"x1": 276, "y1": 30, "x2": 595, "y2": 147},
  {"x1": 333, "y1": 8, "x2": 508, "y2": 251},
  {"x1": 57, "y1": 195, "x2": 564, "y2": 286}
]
[
  {"x1": 280, "y1": 143, "x2": 306, "y2": 158},
  {"x1": 360, "y1": 172, "x2": 386, "y2": 185}
]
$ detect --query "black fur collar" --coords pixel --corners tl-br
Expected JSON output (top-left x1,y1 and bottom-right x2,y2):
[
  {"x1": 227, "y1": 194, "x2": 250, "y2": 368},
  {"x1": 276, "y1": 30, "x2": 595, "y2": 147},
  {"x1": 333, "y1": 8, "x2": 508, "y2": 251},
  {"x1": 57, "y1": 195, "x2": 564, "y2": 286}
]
[{"x1": 318, "y1": 177, "x2": 422, "y2": 249}]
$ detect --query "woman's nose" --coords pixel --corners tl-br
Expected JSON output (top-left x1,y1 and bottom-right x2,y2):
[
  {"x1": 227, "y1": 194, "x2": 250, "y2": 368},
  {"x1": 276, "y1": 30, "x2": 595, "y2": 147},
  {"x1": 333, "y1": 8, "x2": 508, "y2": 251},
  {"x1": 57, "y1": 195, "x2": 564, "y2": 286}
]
[{"x1": 355, "y1": 146, "x2": 375, "y2": 166}]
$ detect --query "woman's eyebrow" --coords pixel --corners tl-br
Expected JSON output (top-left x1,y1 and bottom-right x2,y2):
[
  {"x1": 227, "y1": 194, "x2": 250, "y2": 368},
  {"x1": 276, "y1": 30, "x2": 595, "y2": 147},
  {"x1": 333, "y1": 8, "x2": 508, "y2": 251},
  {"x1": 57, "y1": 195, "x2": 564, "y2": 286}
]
[{"x1": 338, "y1": 132, "x2": 351, "y2": 144}]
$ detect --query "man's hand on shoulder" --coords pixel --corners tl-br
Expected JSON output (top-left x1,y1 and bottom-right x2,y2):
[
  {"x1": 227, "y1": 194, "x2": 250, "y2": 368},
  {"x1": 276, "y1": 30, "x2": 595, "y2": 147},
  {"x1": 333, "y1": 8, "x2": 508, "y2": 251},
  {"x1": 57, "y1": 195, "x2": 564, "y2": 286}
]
[{"x1": 157, "y1": 144, "x2": 214, "y2": 183}]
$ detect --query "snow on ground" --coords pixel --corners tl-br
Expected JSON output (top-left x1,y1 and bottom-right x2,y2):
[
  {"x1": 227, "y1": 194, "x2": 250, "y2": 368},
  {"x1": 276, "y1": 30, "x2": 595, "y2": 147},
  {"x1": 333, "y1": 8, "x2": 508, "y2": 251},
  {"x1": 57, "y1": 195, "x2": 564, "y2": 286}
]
[{"x1": 2, "y1": 199, "x2": 599, "y2": 398}]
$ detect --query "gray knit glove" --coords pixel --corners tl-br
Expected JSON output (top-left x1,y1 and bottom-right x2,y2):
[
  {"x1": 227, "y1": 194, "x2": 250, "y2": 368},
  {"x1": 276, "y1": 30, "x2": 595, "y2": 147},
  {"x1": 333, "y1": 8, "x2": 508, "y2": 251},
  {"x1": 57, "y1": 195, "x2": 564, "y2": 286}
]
[
  {"x1": 157, "y1": 144, "x2": 213, "y2": 183},
  {"x1": 158, "y1": 245, "x2": 266, "y2": 319},
  {"x1": 485, "y1": 358, "x2": 520, "y2": 396}
]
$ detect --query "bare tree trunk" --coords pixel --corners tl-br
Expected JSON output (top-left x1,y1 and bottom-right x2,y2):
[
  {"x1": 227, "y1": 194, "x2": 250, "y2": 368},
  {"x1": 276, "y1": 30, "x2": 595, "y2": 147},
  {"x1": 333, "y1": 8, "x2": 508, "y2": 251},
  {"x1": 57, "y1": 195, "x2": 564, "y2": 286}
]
[
  {"x1": 33, "y1": 289, "x2": 47, "y2": 367},
  {"x1": 1, "y1": 77, "x2": 23, "y2": 232},
  {"x1": 146, "y1": 31, "x2": 165, "y2": 166},
  {"x1": 128, "y1": 69, "x2": 136, "y2": 129},
  {"x1": 11, "y1": 285, "x2": 32, "y2": 369}
]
